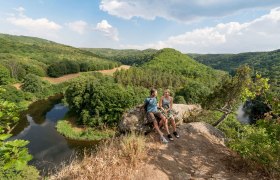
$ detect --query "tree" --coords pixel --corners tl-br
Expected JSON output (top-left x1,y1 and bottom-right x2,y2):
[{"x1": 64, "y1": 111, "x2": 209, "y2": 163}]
[
  {"x1": 65, "y1": 77, "x2": 147, "y2": 127},
  {"x1": 21, "y1": 74, "x2": 43, "y2": 93},
  {"x1": 204, "y1": 66, "x2": 269, "y2": 126},
  {"x1": 5, "y1": 60, "x2": 26, "y2": 80},
  {"x1": 0, "y1": 88, "x2": 39, "y2": 179},
  {"x1": 0, "y1": 65, "x2": 10, "y2": 85},
  {"x1": 178, "y1": 81, "x2": 211, "y2": 104}
]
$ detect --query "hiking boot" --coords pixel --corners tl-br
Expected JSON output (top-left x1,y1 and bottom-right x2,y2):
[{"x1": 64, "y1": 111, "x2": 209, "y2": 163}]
[
  {"x1": 167, "y1": 134, "x2": 174, "y2": 141},
  {"x1": 173, "y1": 131, "x2": 180, "y2": 138},
  {"x1": 160, "y1": 136, "x2": 168, "y2": 144}
]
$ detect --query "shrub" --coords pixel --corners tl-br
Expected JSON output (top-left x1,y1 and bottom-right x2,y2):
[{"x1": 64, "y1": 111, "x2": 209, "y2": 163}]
[
  {"x1": 228, "y1": 120, "x2": 280, "y2": 173},
  {"x1": 174, "y1": 95, "x2": 186, "y2": 104},
  {"x1": 21, "y1": 74, "x2": 43, "y2": 93},
  {"x1": 0, "y1": 65, "x2": 10, "y2": 85}
]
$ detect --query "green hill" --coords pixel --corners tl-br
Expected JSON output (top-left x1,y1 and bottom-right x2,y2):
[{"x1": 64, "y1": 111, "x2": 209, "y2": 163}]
[
  {"x1": 114, "y1": 48, "x2": 226, "y2": 103},
  {"x1": 84, "y1": 48, "x2": 158, "y2": 66},
  {"x1": 0, "y1": 34, "x2": 119, "y2": 79},
  {"x1": 189, "y1": 50, "x2": 280, "y2": 92}
]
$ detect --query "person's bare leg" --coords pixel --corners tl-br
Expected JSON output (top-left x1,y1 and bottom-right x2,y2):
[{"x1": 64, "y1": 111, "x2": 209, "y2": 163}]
[
  {"x1": 163, "y1": 116, "x2": 171, "y2": 134},
  {"x1": 170, "y1": 117, "x2": 177, "y2": 132},
  {"x1": 149, "y1": 112, "x2": 163, "y2": 136},
  {"x1": 153, "y1": 120, "x2": 163, "y2": 136}
]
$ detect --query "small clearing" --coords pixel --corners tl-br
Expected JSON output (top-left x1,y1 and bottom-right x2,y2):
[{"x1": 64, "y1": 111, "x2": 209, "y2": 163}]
[
  {"x1": 97, "y1": 65, "x2": 130, "y2": 76},
  {"x1": 12, "y1": 83, "x2": 22, "y2": 90},
  {"x1": 43, "y1": 65, "x2": 130, "y2": 84}
]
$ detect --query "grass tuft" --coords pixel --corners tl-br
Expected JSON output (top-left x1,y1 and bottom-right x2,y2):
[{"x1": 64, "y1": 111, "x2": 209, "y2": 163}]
[{"x1": 50, "y1": 133, "x2": 146, "y2": 180}]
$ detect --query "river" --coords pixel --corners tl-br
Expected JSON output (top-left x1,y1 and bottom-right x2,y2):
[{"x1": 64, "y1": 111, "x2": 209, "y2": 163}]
[{"x1": 9, "y1": 95, "x2": 98, "y2": 175}]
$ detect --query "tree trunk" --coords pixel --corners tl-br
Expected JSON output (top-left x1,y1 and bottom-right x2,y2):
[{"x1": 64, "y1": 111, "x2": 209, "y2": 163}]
[{"x1": 213, "y1": 112, "x2": 229, "y2": 127}]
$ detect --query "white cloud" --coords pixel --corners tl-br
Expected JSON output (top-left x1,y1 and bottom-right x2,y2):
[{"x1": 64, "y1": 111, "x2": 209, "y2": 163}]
[
  {"x1": 121, "y1": 7, "x2": 280, "y2": 53},
  {"x1": 6, "y1": 7, "x2": 61, "y2": 31},
  {"x1": 14, "y1": 6, "x2": 25, "y2": 15},
  {"x1": 95, "y1": 20, "x2": 119, "y2": 41},
  {"x1": 100, "y1": 0, "x2": 280, "y2": 22},
  {"x1": 66, "y1": 20, "x2": 88, "y2": 34}
]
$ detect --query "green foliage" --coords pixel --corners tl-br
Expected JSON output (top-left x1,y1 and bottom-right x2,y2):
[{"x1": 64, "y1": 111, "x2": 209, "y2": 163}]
[
  {"x1": 56, "y1": 120, "x2": 115, "y2": 141},
  {"x1": 0, "y1": 87, "x2": 39, "y2": 179},
  {"x1": 173, "y1": 96, "x2": 186, "y2": 104},
  {"x1": 0, "y1": 33, "x2": 119, "y2": 80},
  {"x1": 85, "y1": 48, "x2": 157, "y2": 66},
  {"x1": 228, "y1": 120, "x2": 280, "y2": 172},
  {"x1": 191, "y1": 49, "x2": 280, "y2": 94},
  {"x1": 114, "y1": 67, "x2": 186, "y2": 89},
  {"x1": 0, "y1": 65, "x2": 10, "y2": 85},
  {"x1": 114, "y1": 48, "x2": 224, "y2": 104},
  {"x1": 21, "y1": 74, "x2": 44, "y2": 93},
  {"x1": 65, "y1": 77, "x2": 148, "y2": 127},
  {"x1": 0, "y1": 85, "x2": 31, "y2": 102},
  {"x1": 177, "y1": 81, "x2": 211, "y2": 104},
  {"x1": 47, "y1": 60, "x2": 80, "y2": 77},
  {"x1": 0, "y1": 90, "x2": 20, "y2": 131}
]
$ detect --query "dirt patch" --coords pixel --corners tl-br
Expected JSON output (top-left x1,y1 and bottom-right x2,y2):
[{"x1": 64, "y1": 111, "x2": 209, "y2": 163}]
[
  {"x1": 42, "y1": 73, "x2": 80, "y2": 84},
  {"x1": 97, "y1": 65, "x2": 130, "y2": 76},
  {"x1": 132, "y1": 122, "x2": 268, "y2": 180},
  {"x1": 12, "y1": 83, "x2": 22, "y2": 90},
  {"x1": 42, "y1": 65, "x2": 130, "y2": 84}
]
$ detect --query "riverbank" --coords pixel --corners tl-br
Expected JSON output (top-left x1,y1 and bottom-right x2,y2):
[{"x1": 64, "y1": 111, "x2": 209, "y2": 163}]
[{"x1": 56, "y1": 120, "x2": 115, "y2": 141}]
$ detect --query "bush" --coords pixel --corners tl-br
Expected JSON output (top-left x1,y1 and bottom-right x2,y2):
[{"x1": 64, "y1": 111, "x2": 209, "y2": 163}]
[
  {"x1": 47, "y1": 60, "x2": 80, "y2": 77},
  {"x1": 0, "y1": 65, "x2": 10, "y2": 85},
  {"x1": 174, "y1": 95, "x2": 186, "y2": 104},
  {"x1": 21, "y1": 74, "x2": 43, "y2": 93},
  {"x1": 0, "y1": 85, "x2": 34, "y2": 103},
  {"x1": 228, "y1": 120, "x2": 280, "y2": 173}
]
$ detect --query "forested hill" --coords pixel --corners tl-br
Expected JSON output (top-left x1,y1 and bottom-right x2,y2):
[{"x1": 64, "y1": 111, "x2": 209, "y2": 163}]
[
  {"x1": 189, "y1": 49, "x2": 280, "y2": 92},
  {"x1": 84, "y1": 48, "x2": 158, "y2": 66},
  {"x1": 114, "y1": 48, "x2": 226, "y2": 103},
  {"x1": 0, "y1": 34, "x2": 119, "y2": 79}
]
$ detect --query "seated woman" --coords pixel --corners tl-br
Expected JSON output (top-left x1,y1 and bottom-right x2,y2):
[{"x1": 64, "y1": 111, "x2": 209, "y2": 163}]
[{"x1": 159, "y1": 89, "x2": 180, "y2": 139}]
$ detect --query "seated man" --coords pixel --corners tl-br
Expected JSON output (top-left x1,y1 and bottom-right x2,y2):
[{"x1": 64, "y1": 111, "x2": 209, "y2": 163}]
[{"x1": 143, "y1": 88, "x2": 173, "y2": 143}]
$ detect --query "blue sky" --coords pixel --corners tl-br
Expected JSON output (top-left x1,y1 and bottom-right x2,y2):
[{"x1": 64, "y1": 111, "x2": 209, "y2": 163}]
[{"x1": 0, "y1": 0, "x2": 280, "y2": 53}]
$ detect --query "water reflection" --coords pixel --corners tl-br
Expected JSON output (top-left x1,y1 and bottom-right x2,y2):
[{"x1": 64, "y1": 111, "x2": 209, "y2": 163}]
[{"x1": 9, "y1": 96, "x2": 98, "y2": 175}]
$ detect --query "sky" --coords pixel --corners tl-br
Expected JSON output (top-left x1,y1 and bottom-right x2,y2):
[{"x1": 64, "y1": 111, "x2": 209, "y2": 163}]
[{"x1": 0, "y1": 0, "x2": 280, "y2": 53}]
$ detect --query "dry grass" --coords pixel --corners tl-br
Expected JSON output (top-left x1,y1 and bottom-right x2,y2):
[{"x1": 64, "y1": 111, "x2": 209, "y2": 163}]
[
  {"x1": 97, "y1": 65, "x2": 130, "y2": 76},
  {"x1": 50, "y1": 133, "x2": 146, "y2": 180}
]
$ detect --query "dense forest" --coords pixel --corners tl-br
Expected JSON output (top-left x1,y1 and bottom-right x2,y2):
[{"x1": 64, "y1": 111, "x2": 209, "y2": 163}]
[
  {"x1": 114, "y1": 48, "x2": 226, "y2": 104},
  {"x1": 0, "y1": 34, "x2": 120, "y2": 79},
  {"x1": 84, "y1": 48, "x2": 158, "y2": 66},
  {"x1": 190, "y1": 49, "x2": 280, "y2": 94}
]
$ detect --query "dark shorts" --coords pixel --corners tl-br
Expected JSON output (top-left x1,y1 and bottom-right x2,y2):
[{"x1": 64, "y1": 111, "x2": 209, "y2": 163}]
[{"x1": 147, "y1": 111, "x2": 164, "y2": 123}]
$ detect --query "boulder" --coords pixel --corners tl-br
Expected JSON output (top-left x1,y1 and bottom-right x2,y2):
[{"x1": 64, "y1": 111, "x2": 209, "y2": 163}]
[{"x1": 118, "y1": 104, "x2": 202, "y2": 133}]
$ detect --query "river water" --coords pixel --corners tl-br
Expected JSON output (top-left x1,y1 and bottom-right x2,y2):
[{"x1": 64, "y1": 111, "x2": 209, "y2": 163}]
[{"x1": 9, "y1": 95, "x2": 98, "y2": 175}]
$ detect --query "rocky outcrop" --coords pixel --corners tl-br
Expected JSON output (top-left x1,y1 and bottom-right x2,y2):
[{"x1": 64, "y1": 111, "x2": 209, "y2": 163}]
[{"x1": 118, "y1": 104, "x2": 202, "y2": 133}]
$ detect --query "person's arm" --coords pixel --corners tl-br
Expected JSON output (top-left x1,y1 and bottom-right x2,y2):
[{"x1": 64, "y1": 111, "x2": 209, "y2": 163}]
[
  {"x1": 159, "y1": 96, "x2": 164, "y2": 110},
  {"x1": 169, "y1": 97, "x2": 173, "y2": 110}
]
